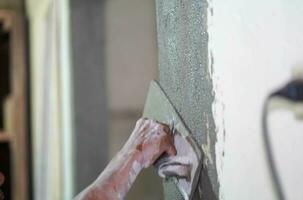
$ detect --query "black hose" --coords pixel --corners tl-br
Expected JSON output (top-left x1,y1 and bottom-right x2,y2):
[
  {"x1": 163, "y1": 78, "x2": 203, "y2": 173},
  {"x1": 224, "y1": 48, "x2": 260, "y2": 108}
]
[{"x1": 262, "y1": 97, "x2": 285, "y2": 200}]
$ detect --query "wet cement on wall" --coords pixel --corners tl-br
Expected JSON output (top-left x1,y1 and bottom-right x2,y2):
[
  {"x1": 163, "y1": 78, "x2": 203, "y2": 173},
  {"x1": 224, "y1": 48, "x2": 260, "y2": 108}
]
[{"x1": 155, "y1": 0, "x2": 218, "y2": 199}]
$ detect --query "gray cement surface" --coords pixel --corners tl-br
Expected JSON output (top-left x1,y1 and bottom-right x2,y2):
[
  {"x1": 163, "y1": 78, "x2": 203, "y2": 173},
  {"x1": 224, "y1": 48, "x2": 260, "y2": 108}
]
[{"x1": 156, "y1": 0, "x2": 219, "y2": 199}]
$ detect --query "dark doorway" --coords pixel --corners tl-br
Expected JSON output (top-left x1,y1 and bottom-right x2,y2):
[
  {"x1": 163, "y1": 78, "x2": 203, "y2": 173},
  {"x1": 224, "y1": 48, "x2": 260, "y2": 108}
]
[
  {"x1": 0, "y1": 20, "x2": 11, "y2": 130},
  {"x1": 0, "y1": 143, "x2": 11, "y2": 200},
  {"x1": 0, "y1": 19, "x2": 12, "y2": 200}
]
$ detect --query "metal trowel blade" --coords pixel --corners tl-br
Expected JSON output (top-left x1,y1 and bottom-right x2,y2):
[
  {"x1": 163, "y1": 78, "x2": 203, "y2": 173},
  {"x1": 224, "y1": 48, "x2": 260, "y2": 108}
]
[{"x1": 143, "y1": 80, "x2": 203, "y2": 200}]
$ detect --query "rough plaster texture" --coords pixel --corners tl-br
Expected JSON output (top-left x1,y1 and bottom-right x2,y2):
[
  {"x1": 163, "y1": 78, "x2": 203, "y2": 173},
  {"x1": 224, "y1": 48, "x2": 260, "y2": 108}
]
[{"x1": 156, "y1": 0, "x2": 218, "y2": 199}]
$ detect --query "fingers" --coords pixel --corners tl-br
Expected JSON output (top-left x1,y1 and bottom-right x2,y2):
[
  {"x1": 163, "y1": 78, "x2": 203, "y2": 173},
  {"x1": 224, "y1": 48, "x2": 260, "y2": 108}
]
[
  {"x1": 134, "y1": 118, "x2": 177, "y2": 167},
  {"x1": 157, "y1": 125, "x2": 176, "y2": 156},
  {"x1": 157, "y1": 124, "x2": 177, "y2": 158},
  {"x1": 161, "y1": 130, "x2": 176, "y2": 157},
  {"x1": 157, "y1": 122, "x2": 171, "y2": 133},
  {"x1": 166, "y1": 145, "x2": 177, "y2": 156},
  {"x1": 136, "y1": 118, "x2": 172, "y2": 132}
]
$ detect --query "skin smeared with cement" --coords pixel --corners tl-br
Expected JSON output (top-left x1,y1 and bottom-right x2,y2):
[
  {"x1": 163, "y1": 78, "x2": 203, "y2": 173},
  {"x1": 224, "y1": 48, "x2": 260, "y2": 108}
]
[{"x1": 74, "y1": 118, "x2": 176, "y2": 200}]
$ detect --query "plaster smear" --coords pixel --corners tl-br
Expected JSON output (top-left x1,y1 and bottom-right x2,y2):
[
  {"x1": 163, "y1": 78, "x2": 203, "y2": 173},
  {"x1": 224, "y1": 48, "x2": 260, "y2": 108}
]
[
  {"x1": 207, "y1": 1, "x2": 226, "y2": 199},
  {"x1": 128, "y1": 161, "x2": 142, "y2": 189}
]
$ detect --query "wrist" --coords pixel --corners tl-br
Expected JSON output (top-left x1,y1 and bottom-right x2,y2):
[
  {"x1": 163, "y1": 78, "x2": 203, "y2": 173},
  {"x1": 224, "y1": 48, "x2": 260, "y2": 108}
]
[
  {"x1": 119, "y1": 144, "x2": 144, "y2": 164},
  {"x1": 89, "y1": 147, "x2": 144, "y2": 200}
]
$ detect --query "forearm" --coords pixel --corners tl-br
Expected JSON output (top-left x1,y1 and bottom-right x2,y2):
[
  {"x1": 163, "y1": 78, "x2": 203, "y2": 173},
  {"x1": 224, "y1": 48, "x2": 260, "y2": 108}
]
[
  {"x1": 75, "y1": 118, "x2": 176, "y2": 200},
  {"x1": 75, "y1": 146, "x2": 143, "y2": 200}
]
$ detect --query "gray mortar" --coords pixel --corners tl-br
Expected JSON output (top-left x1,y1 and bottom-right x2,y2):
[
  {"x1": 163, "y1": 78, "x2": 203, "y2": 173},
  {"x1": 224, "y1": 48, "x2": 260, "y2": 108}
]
[{"x1": 155, "y1": 0, "x2": 219, "y2": 199}]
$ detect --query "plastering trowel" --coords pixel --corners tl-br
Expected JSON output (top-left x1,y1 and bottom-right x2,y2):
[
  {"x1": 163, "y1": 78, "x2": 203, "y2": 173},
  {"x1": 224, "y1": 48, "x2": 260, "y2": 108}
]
[{"x1": 143, "y1": 80, "x2": 203, "y2": 200}]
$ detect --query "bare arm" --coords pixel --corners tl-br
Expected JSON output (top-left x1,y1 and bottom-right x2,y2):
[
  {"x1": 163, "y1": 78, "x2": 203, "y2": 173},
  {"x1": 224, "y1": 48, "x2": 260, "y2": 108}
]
[{"x1": 75, "y1": 118, "x2": 176, "y2": 200}]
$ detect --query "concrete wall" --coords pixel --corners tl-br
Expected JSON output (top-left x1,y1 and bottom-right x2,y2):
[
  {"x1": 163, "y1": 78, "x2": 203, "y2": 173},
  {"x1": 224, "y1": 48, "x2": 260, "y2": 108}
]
[
  {"x1": 156, "y1": 0, "x2": 218, "y2": 199},
  {"x1": 210, "y1": 0, "x2": 303, "y2": 199}
]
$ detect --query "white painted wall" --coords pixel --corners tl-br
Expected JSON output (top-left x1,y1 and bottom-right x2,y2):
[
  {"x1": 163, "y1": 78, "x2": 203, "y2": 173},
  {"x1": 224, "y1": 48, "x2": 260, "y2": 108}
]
[{"x1": 209, "y1": 0, "x2": 303, "y2": 199}]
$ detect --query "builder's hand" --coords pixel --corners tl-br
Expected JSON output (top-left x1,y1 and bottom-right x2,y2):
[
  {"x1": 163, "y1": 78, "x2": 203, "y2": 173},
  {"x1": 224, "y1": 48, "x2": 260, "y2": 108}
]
[
  {"x1": 123, "y1": 118, "x2": 177, "y2": 167},
  {"x1": 75, "y1": 118, "x2": 176, "y2": 200}
]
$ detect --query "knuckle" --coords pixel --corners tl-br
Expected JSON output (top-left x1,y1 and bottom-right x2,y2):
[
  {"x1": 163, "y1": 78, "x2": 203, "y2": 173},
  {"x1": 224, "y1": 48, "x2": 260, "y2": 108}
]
[
  {"x1": 136, "y1": 118, "x2": 146, "y2": 125},
  {"x1": 154, "y1": 123, "x2": 161, "y2": 129},
  {"x1": 149, "y1": 119, "x2": 157, "y2": 125},
  {"x1": 156, "y1": 124, "x2": 166, "y2": 133},
  {"x1": 158, "y1": 124, "x2": 169, "y2": 133}
]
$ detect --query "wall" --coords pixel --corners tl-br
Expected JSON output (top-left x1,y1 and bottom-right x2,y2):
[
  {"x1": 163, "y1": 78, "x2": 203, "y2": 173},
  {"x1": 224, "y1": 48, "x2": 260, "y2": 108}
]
[
  {"x1": 156, "y1": 0, "x2": 218, "y2": 199},
  {"x1": 156, "y1": 0, "x2": 303, "y2": 199},
  {"x1": 210, "y1": 0, "x2": 303, "y2": 199}
]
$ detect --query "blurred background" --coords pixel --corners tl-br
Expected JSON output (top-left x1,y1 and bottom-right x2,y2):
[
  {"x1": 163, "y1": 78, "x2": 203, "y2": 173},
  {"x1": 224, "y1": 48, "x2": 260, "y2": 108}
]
[
  {"x1": 0, "y1": 0, "x2": 163, "y2": 199},
  {"x1": 0, "y1": 0, "x2": 303, "y2": 200}
]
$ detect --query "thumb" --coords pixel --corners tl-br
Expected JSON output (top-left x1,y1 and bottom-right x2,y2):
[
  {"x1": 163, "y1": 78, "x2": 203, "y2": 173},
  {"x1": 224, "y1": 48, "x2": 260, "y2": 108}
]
[{"x1": 166, "y1": 145, "x2": 177, "y2": 156}]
